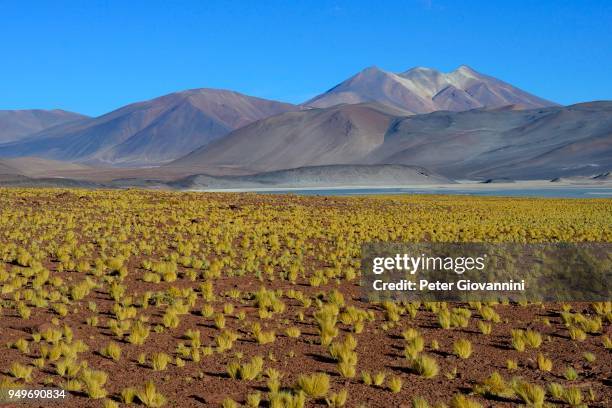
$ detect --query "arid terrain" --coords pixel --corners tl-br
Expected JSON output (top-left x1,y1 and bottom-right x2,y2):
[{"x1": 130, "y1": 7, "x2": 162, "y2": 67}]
[{"x1": 0, "y1": 189, "x2": 610, "y2": 407}]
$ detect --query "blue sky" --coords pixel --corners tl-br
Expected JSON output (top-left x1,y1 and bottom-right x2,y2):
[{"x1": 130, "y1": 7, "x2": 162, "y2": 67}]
[{"x1": 1, "y1": 0, "x2": 610, "y2": 116}]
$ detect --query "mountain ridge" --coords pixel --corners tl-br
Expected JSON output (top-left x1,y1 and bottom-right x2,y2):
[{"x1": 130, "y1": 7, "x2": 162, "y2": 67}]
[
  {"x1": 0, "y1": 89, "x2": 296, "y2": 166},
  {"x1": 0, "y1": 109, "x2": 88, "y2": 143},
  {"x1": 171, "y1": 101, "x2": 611, "y2": 180},
  {"x1": 304, "y1": 65, "x2": 557, "y2": 113}
]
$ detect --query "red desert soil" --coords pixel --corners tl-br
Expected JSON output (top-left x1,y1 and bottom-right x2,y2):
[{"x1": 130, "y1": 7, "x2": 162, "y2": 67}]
[{"x1": 0, "y1": 190, "x2": 610, "y2": 407}]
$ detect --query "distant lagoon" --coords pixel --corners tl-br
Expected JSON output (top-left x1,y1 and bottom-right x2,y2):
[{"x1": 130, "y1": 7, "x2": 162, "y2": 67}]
[{"x1": 249, "y1": 186, "x2": 612, "y2": 198}]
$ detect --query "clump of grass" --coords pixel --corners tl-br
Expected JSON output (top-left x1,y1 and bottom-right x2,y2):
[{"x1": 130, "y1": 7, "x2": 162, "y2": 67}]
[
  {"x1": 17, "y1": 302, "x2": 31, "y2": 320},
  {"x1": 445, "y1": 366, "x2": 457, "y2": 380},
  {"x1": 252, "y1": 323, "x2": 276, "y2": 344},
  {"x1": 564, "y1": 366, "x2": 579, "y2": 381},
  {"x1": 361, "y1": 371, "x2": 372, "y2": 386},
  {"x1": 450, "y1": 308, "x2": 471, "y2": 328},
  {"x1": 33, "y1": 358, "x2": 45, "y2": 369},
  {"x1": 201, "y1": 304, "x2": 214, "y2": 318},
  {"x1": 285, "y1": 327, "x2": 301, "y2": 338},
  {"x1": 402, "y1": 328, "x2": 420, "y2": 341},
  {"x1": 246, "y1": 392, "x2": 261, "y2": 408},
  {"x1": 512, "y1": 329, "x2": 542, "y2": 351},
  {"x1": 474, "y1": 371, "x2": 514, "y2": 399},
  {"x1": 52, "y1": 302, "x2": 70, "y2": 317},
  {"x1": 329, "y1": 335, "x2": 358, "y2": 378},
  {"x1": 412, "y1": 396, "x2": 431, "y2": 408},
  {"x1": 223, "y1": 303, "x2": 234, "y2": 315},
  {"x1": 103, "y1": 399, "x2": 119, "y2": 408},
  {"x1": 480, "y1": 305, "x2": 501, "y2": 322},
  {"x1": 55, "y1": 358, "x2": 83, "y2": 378},
  {"x1": 9, "y1": 362, "x2": 33, "y2": 382},
  {"x1": 214, "y1": 313, "x2": 226, "y2": 330},
  {"x1": 536, "y1": 353, "x2": 553, "y2": 371},
  {"x1": 477, "y1": 321, "x2": 492, "y2": 335},
  {"x1": 404, "y1": 334, "x2": 425, "y2": 360},
  {"x1": 135, "y1": 381, "x2": 166, "y2": 407},
  {"x1": 372, "y1": 371, "x2": 386, "y2": 386},
  {"x1": 449, "y1": 394, "x2": 482, "y2": 408},
  {"x1": 513, "y1": 381, "x2": 545, "y2": 408},
  {"x1": 12, "y1": 338, "x2": 29, "y2": 354},
  {"x1": 296, "y1": 372, "x2": 330, "y2": 398},
  {"x1": 325, "y1": 389, "x2": 348, "y2": 407},
  {"x1": 215, "y1": 330, "x2": 239, "y2": 352},
  {"x1": 41, "y1": 327, "x2": 62, "y2": 344},
  {"x1": 388, "y1": 376, "x2": 402, "y2": 393},
  {"x1": 63, "y1": 379, "x2": 82, "y2": 392},
  {"x1": 100, "y1": 341, "x2": 121, "y2": 361},
  {"x1": 222, "y1": 398, "x2": 239, "y2": 408},
  {"x1": 438, "y1": 309, "x2": 452, "y2": 329},
  {"x1": 583, "y1": 352, "x2": 596, "y2": 363},
  {"x1": 269, "y1": 391, "x2": 305, "y2": 408},
  {"x1": 506, "y1": 359, "x2": 518, "y2": 370},
  {"x1": 80, "y1": 368, "x2": 108, "y2": 399},
  {"x1": 128, "y1": 321, "x2": 150, "y2": 345},
  {"x1": 587, "y1": 387, "x2": 596, "y2": 403},
  {"x1": 185, "y1": 329, "x2": 201, "y2": 348},
  {"x1": 568, "y1": 326, "x2": 586, "y2": 341},
  {"x1": 151, "y1": 352, "x2": 170, "y2": 371},
  {"x1": 162, "y1": 310, "x2": 180, "y2": 328},
  {"x1": 511, "y1": 333, "x2": 526, "y2": 352},
  {"x1": 453, "y1": 339, "x2": 472, "y2": 359},
  {"x1": 337, "y1": 360, "x2": 356, "y2": 379},
  {"x1": 562, "y1": 386, "x2": 583, "y2": 406},
  {"x1": 121, "y1": 387, "x2": 138, "y2": 404},
  {"x1": 314, "y1": 304, "x2": 339, "y2": 346},
  {"x1": 266, "y1": 368, "x2": 282, "y2": 393},
  {"x1": 547, "y1": 383, "x2": 564, "y2": 400},
  {"x1": 410, "y1": 354, "x2": 439, "y2": 378},
  {"x1": 227, "y1": 356, "x2": 264, "y2": 381}
]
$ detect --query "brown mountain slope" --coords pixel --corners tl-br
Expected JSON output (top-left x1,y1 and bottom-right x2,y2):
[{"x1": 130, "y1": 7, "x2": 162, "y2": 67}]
[
  {"x1": 0, "y1": 157, "x2": 91, "y2": 177},
  {"x1": 170, "y1": 101, "x2": 612, "y2": 180},
  {"x1": 0, "y1": 109, "x2": 87, "y2": 143},
  {"x1": 0, "y1": 89, "x2": 296, "y2": 166},
  {"x1": 171, "y1": 103, "x2": 401, "y2": 172}
]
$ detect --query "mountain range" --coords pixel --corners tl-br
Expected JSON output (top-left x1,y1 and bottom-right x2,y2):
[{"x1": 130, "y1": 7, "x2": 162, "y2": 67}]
[
  {"x1": 0, "y1": 89, "x2": 295, "y2": 166},
  {"x1": 0, "y1": 65, "x2": 609, "y2": 183},
  {"x1": 171, "y1": 101, "x2": 612, "y2": 179}
]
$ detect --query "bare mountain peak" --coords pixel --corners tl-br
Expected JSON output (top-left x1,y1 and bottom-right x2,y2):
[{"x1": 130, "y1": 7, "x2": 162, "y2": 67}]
[
  {"x1": 306, "y1": 64, "x2": 556, "y2": 112},
  {"x1": 400, "y1": 66, "x2": 439, "y2": 76},
  {"x1": 177, "y1": 88, "x2": 242, "y2": 97},
  {"x1": 362, "y1": 65, "x2": 382, "y2": 71},
  {"x1": 348, "y1": 66, "x2": 393, "y2": 82},
  {"x1": 454, "y1": 64, "x2": 479, "y2": 74}
]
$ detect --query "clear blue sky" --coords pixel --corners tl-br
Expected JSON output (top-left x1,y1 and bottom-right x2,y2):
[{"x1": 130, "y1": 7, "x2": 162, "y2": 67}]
[{"x1": 1, "y1": 0, "x2": 610, "y2": 116}]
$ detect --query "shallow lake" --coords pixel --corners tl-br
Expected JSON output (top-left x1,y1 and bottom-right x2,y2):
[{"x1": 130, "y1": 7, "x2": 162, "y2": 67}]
[{"x1": 254, "y1": 187, "x2": 612, "y2": 198}]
